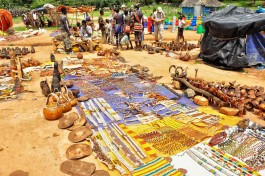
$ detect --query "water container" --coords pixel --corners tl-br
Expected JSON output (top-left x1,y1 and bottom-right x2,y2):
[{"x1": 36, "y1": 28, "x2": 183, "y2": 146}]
[
  {"x1": 197, "y1": 24, "x2": 204, "y2": 34},
  {"x1": 191, "y1": 20, "x2": 197, "y2": 26}
]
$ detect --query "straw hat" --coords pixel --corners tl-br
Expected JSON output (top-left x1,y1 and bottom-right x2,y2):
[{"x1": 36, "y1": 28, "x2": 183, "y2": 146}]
[
  {"x1": 92, "y1": 170, "x2": 110, "y2": 176},
  {"x1": 58, "y1": 112, "x2": 79, "y2": 129},
  {"x1": 60, "y1": 160, "x2": 96, "y2": 176},
  {"x1": 66, "y1": 143, "x2": 92, "y2": 160},
  {"x1": 121, "y1": 4, "x2": 126, "y2": 8},
  {"x1": 68, "y1": 126, "x2": 93, "y2": 143},
  {"x1": 67, "y1": 117, "x2": 87, "y2": 131}
]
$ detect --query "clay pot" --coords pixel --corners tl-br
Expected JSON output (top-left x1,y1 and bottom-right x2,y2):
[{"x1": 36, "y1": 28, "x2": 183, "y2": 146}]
[
  {"x1": 43, "y1": 93, "x2": 63, "y2": 120},
  {"x1": 31, "y1": 46, "x2": 35, "y2": 53},
  {"x1": 77, "y1": 53, "x2": 83, "y2": 59},
  {"x1": 97, "y1": 51, "x2": 105, "y2": 56}
]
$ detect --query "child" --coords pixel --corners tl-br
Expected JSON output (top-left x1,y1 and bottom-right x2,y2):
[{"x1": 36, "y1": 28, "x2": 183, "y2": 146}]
[{"x1": 105, "y1": 19, "x2": 111, "y2": 44}]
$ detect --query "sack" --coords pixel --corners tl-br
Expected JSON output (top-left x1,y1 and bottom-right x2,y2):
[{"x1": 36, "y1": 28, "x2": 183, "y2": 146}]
[
  {"x1": 134, "y1": 23, "x2": 143, "y2": 32},
  {"x1": 124, "y1": 25, "x2": 131, "y2": 33}
]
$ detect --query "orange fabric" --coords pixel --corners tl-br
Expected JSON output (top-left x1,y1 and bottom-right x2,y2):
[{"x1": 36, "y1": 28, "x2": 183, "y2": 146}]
[{"x1": 0, "y1": 9, "x2": 13, "y2": 31}]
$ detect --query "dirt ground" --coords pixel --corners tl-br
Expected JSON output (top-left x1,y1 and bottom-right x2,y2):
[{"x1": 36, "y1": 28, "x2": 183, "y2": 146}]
[{"x1": 0, "y1": 29, "x2": 265, "y2": 176}]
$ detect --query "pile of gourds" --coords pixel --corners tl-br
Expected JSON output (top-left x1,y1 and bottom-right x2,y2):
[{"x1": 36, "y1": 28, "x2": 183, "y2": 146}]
[
  {"x1": 21, "y1": 58, "x2": 41, "y2": 69},
  {"x1": 43, "y1": 85, "x2": 78, "y2": 120}
]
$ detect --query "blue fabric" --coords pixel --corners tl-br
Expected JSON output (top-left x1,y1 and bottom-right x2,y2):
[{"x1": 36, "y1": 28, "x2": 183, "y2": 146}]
[{"x1": 246, "y1": 32, "x2": 265, "y2": 66}]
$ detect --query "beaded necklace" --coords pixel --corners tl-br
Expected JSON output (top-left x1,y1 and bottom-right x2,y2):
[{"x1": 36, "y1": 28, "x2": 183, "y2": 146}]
[
  {"x1": 198, "y1": 145, "x2": 260, "y2": 176},
  {"x1": 188, "y1": 148, "x2": 232, "y2": 176},
  {"x1": 186, "y1": 150, "x2": 221, "y2": 176}
]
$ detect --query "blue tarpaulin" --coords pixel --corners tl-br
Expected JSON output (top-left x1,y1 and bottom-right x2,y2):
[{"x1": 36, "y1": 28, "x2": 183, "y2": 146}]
[{"x1": 246, "y1": 32, "x2": 265, "y2": 66}]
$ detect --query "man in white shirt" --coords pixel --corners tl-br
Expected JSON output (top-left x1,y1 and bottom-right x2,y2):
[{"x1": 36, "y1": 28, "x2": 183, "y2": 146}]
[
  {"x1": 152, "y1": 7, "x2": 165, "y2": 43},
  {"x1": 177, "y1": 15, "x2": 186, "y2": 42},
  {"x1": 80, "y1": 20, "x2": 93, "y2": 53},
  {"x1": 32, "y1": 11, "x2": 39, "y2": 28}
]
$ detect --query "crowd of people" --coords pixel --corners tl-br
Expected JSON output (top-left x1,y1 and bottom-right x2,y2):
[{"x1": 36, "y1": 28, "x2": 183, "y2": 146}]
[{"x1": 58, "y1": 4, "x2": 186, "y2": 54}]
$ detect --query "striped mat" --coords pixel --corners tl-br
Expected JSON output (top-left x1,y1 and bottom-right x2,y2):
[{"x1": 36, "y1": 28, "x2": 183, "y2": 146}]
[
  {"x1": 119, "y1": 124, "x2": 157, "y2": 158},
  {"x1": 133, "y1": 157, "x2": 182, "y2": 176}
]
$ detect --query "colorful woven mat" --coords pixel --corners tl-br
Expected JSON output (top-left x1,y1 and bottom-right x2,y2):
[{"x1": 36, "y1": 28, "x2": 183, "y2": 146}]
[
  {"x1": 119, "y1": 124, "x2": 157, "y2": 158},
  {"x1": 132, "y1": 157, "x2": 182, "y2": 176}
]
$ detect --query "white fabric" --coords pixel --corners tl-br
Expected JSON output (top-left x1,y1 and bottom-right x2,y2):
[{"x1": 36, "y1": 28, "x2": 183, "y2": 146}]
[
  {"x1": 43, "y1": 4, "x2": 55, "y2": 9},
  {"x1": 179, "y1": 19, "x2": 186, "y2": 28},
  {"x1": 32, "y1": 13, "x2": 37, "y2": 20},
  {"x1": 80, "y1": 25, "x2": 92, "y2": 38}
]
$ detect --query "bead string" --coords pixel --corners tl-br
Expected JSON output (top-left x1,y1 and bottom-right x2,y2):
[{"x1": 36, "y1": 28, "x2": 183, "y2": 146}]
[
  {"x1": 188, "y1": 148, "x2": 232, "y2": 176},
  {"x1": 111, "y1": 123, "x2": 147, "y2": 159},
  {"x1": 196, "y1": 145, "x2": 256, "y2": 175},
  {"x1": 186, "y1": 150, "x2": 221, "y2": 176},
  {"x1": 98, "y1": 128, "x2": 134, "y2": 171}
]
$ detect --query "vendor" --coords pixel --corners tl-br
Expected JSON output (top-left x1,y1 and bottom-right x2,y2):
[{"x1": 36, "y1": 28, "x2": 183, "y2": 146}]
[{"x1": 80, "y1": 20, "x2": 94, "y2": 53}]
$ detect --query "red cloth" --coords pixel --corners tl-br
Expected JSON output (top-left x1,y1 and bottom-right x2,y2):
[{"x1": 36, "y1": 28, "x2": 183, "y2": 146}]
[
  {"x1": 148, "y1": 17, "x2": 152, "y2": 32},
  {"x1": 0, "y1": 9, "x2": 13, "y2": 31}
]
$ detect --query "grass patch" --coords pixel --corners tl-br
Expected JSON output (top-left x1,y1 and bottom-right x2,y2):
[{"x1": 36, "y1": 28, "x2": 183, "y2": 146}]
[
  {"x1": 13, "y1": 26, "x2": 27, "y2": 31},
  {"x1": 13, "y1": 17, "x2": 22, "y2": 24}
]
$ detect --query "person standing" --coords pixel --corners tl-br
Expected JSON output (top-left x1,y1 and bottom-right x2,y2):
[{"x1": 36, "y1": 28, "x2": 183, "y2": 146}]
[
  {"x1": 177, "y1": 15, "x2": 186, "y2": 42},
  {"x1": 80, "y1": 20, "x2": 94, "y2": 53},
  {"x1": 98, "y1": 10, "x2": 106, "y2": 43},
  {"x1": 152, "y1": 7, "x2": 165, "y2": 43},
  {"x1": 149, "y1": 8, "x2": 156, "y2": 34},
  {"x1": 112, "y1": 8, "x2": 123, "y2": 49},
  {"x1": 132, "y1": 5, "x2": 144, "y2": 51},
  {"x1": 32, "y1": 11, "x2": 39, "y2": 29},
  {"x1": 105, "y1": 19, "x2": 110, "y2": 44},
  {"x1": 109, "y1": 9, "x2": 115, "y2": 45},
  {"x1": 121, "y1": 4, "x2": 127, "y2": 14},
  {"x1": 60, "y1": 7, "x2": 72, "y2": 54},
  {"x1": 123, "y1": 10, "x2": 133, "y2": 50}
]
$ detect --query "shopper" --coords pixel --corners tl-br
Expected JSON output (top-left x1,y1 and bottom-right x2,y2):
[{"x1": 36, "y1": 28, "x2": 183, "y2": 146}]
[
  {"x1": 105, "y1": 19, "x2": 111, "y2": 44},
  {"x1": 132, "y1": 5, "x2": 144, "y2": 51},
  {"x1": 152, "y1": 7, "x2": 165, "y2": 43},
  {"x1": 112, "y1": 8, "x2": 123, "y2": 49},
  {"x1": 177, "y1": 15, "x2": 186, "y2": 42},
  {"x1": 98, "y1": 10, "x2": 106, "y2": 43},
  {"x1": 123, "y1": 10, "x2": 133, "y2": 50},
  {"x1": 149, "y1": 8, "x2": 156, "y2": 34},
  {"x1": 60, "y1": 7, "x2": 72, "y2": 54}
]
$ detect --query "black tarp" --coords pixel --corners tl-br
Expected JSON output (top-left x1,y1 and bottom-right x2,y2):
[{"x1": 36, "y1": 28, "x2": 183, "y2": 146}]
[{"x1": 200, "y1": 5, "x2": 265, "y2": 68}]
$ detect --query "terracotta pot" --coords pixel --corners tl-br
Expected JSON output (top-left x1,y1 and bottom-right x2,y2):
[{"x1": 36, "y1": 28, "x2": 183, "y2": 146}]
[
  {"x1": 77, "y1": 53, "x2": 83, "y2": 59},
  {"x1": 43, "y1": 93, "x2": 63, "y2": 120}
]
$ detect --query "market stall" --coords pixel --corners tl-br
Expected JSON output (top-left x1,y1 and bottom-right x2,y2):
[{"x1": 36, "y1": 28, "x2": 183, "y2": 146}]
[{"x1": 38, "y1": 47, "x2": 265, "y2": 175}]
